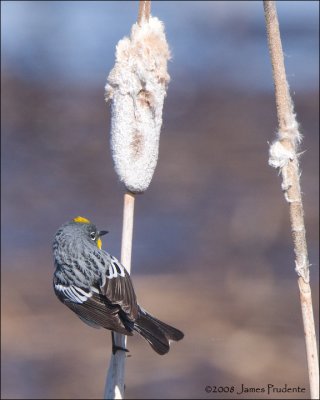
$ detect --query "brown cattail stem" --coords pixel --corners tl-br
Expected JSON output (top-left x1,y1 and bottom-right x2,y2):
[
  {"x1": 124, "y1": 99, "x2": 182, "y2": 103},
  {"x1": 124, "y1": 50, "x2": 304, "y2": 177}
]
[
  {"x1": 104, "y1": 192, "x2": 135, "y2": 399},
  {"x1": 263, "y1": 2, "x2": 319, "y2": 399},
  {"x1": 138, "y1": 0, "x2": 151, "y2": 25}
]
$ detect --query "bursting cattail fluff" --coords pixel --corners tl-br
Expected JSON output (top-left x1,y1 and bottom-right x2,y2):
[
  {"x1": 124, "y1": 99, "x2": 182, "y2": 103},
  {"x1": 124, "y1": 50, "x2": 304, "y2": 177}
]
[{"x1": 105, "y1": 16, "x2": 170, "y2": 193}]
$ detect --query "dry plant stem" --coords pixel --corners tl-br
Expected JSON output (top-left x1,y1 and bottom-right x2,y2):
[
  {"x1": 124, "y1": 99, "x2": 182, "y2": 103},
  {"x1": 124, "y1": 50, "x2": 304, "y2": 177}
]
[
  {"x1": 138, "y1": 0, "x2": 151, "y2": 25},
  {"x1": 104, "y1": 192, "x2": 135, "y2": 399},
  {"x1": 263, "y1": 2, "x2": 319, "y2": 399}
]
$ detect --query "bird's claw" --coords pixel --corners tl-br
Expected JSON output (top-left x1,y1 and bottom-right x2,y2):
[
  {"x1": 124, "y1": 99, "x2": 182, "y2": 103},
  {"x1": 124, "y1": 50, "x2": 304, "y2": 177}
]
[{"x1": 112, "y1": 344, "x2": 130, "y2": 355}]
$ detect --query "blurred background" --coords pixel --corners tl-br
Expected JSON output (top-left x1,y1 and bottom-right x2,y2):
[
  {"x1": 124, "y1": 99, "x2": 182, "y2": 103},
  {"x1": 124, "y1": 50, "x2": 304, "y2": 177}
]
[{"x1": 1, "y1": 1, "x2": 319, "y2": 399}]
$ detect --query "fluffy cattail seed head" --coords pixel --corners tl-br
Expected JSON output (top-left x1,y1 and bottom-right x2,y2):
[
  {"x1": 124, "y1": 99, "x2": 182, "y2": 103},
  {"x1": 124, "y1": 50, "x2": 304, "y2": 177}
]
[{"x1": 105, "y1": 16, "x2": 170, "y2": 193}]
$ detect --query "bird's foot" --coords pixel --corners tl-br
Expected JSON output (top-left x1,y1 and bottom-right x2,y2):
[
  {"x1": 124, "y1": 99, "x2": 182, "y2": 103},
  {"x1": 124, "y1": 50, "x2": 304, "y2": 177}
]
[
  {"x1": 111, "y1": 331, "x2": 130, "y2": 356},
  {"x1": 112, "y1": 344, "x2": 130, "y2": 355}
]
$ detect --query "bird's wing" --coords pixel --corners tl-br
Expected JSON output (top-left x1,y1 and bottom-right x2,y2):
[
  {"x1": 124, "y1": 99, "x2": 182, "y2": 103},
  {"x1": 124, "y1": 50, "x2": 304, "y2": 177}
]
[
  {"x1": 53, "y1": 280, "x2": 133, "y2": 335},
  {"x1": 99, "y1": 252, "x2": 139, "y2": 322}
]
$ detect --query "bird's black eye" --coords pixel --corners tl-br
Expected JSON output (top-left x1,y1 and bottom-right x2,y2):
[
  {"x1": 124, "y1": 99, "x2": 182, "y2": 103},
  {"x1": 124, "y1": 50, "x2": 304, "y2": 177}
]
[{"x1": 90, "y1": 232, "x2": 96, "y2": 240}]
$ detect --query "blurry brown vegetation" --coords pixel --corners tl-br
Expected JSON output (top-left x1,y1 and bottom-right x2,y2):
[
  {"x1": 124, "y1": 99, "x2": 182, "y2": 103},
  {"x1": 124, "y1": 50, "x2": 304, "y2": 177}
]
[{"x1": 1, "y1": 58, "x2": 319, "y2": 399}]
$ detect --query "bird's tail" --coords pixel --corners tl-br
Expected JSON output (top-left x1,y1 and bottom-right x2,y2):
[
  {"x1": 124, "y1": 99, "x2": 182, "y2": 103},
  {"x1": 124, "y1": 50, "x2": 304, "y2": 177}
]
[{"x1": 133, "y1": 307, "x2": 184, "y2": 355}]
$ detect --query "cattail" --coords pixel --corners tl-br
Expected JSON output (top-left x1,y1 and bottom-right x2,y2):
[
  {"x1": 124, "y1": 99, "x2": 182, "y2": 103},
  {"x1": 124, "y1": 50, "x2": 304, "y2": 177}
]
[
  {"x1": 105, "y1": 12, "x2": 170, "y2": 193},
  {"x1": 104, "y1": 2, "x2": 170, "y2": 399},
  {"x1": 263, "y1": 2, "x2": 319, "y2": 398}
]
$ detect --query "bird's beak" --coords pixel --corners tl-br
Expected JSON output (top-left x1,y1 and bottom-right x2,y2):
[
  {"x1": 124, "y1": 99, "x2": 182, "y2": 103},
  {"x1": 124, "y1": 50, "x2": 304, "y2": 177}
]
[{"x1": 99, "y1": 230, "x2": 109, "y2": 237}]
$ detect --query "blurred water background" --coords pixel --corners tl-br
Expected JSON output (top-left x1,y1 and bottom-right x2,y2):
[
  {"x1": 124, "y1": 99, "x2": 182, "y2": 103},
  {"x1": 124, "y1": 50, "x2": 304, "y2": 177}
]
[{"x1": 1, "y1": 1, "x2": 319, "y2": 399}]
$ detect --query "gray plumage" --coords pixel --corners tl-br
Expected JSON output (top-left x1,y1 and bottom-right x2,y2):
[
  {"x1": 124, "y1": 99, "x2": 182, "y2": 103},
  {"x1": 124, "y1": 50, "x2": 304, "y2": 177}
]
[{"x1": 53, "y1": 218, "x2": 184, "y2": 354}]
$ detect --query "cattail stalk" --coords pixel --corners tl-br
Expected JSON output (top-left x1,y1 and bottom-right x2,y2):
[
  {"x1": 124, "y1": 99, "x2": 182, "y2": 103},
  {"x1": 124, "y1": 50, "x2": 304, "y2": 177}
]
[
  {"x1": 263, "y1": 2, "x2": 319, "y2": 399},
  {"x1": 138, "y1": 0, "x2": 151, "y2": 25},
  {"x1": 104, "y1": 192, "x2": 135, "y2": 399},
  {"x1": 104, "y1": 0, "x2": 171, "y2": 398}
]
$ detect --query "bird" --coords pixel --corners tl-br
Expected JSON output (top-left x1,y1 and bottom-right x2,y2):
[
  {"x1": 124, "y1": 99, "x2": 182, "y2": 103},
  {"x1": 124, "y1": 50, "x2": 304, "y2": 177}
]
[{"x1": 53, "y1": 216, "x2": 184, "y2": 355}]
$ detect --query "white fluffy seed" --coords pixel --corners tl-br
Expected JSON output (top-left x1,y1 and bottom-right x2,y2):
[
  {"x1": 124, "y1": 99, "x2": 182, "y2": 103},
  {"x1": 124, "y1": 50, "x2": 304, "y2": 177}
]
[
  {"x1": 105, "y1": 16, "x2": 170, "y2": 193},
  {"x1": 268, "y1": 140, "x2": 295, "y2": 169}
]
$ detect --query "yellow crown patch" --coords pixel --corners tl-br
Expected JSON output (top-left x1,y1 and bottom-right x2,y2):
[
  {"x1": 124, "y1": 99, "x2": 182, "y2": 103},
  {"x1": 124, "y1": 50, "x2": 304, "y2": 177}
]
[{"x1": 73, "y1": 216, "x2": 91, "y2": 224}]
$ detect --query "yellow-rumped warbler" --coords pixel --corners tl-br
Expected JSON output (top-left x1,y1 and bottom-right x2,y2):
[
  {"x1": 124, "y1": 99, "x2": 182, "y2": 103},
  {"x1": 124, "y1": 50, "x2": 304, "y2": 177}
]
[{"x1": 53, "y1": 216, "x2": 184, "y2": 355}]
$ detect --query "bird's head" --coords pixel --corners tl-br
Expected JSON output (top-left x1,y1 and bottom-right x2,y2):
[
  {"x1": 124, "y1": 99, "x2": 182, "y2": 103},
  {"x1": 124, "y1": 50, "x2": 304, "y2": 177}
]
[{"x1": 72, "y1": 216, "x2": 108, "y2": 249}]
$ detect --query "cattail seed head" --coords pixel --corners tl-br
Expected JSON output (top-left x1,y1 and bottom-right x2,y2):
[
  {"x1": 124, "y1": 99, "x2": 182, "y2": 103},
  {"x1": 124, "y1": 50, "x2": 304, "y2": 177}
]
[{"x1": 106, "y1": 16, "x2": 170, "y2": 193}]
